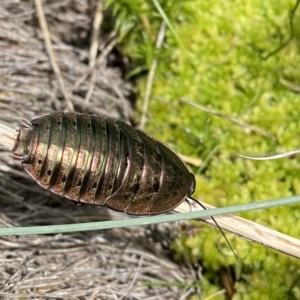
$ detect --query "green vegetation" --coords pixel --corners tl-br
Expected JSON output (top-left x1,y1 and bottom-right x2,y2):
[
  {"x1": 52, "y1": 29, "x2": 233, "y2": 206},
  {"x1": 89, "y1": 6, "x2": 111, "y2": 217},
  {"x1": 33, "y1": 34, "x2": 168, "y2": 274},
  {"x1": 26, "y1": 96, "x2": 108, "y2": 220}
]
[{"x1": 107, "y1": 0, "x2": 300, "y2": 299}]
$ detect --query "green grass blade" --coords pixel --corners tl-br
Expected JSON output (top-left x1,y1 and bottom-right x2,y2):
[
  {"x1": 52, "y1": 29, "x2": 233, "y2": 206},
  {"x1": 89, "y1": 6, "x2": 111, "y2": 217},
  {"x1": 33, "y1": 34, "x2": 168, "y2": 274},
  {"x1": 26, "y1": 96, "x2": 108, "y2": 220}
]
[
  {"x1": 1, "y1": 195, "x2": 300, "y2": 236},
  {"x1": 150, "y1": 0, "x2": 184, "y2": 49},
  {"x1": 151, "y1": 0, "x2": 196, "y2": 70}
]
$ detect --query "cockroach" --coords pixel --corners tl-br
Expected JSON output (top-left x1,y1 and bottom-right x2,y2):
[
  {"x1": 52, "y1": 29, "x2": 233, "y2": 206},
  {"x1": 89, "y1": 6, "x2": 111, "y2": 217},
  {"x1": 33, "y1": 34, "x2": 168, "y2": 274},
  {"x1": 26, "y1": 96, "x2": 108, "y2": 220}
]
[
  {"x1": 10, "y1": 112, "x2": 196, "y2": 215},
  {"x1": 0, "y1": 112, "x2": 237, "y2": 258}
]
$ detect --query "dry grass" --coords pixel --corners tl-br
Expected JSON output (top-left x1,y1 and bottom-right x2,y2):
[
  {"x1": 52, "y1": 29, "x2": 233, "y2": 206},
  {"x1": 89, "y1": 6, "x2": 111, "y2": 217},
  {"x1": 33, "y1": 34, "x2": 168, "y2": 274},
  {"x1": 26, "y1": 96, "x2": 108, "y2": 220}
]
[{"x1": 0, "y1": 1, "x2": 196, "y2": 298}]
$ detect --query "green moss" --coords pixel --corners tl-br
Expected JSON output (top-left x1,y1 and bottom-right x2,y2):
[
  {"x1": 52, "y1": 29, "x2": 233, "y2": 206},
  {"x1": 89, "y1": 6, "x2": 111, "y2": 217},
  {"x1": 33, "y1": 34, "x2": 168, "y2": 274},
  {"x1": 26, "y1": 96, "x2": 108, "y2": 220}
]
[{"x1": 108, "y1": 0, "x2": 300, "y2": 298}]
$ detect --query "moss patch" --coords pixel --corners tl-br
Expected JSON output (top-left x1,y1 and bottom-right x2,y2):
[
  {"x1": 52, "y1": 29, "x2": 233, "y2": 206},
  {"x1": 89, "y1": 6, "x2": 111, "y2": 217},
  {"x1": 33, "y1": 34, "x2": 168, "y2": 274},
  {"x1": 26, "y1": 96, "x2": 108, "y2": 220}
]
[{"x1": 109, "y1": 0, "x2": 300, "y2": 298}]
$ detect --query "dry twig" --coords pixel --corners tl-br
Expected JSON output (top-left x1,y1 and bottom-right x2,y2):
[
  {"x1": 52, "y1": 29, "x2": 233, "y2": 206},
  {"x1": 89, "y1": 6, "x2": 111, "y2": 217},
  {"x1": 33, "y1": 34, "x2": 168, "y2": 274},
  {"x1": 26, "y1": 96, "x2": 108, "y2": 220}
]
[
  {"x1": 140, "y1": 21, "x2": 166, "y2": 130},
  {"x1": 34, "y1": 0, "x2": 74, "y2": 111},
  {"x1": 176, "y1": 201, "x2": 300, "y2": 259},
  {"x1": 85, "y1": 0, "x2": 104, "y2": 104},
  {"x1": 182, "y1": 98, "x2": 277, "y2": 142}
]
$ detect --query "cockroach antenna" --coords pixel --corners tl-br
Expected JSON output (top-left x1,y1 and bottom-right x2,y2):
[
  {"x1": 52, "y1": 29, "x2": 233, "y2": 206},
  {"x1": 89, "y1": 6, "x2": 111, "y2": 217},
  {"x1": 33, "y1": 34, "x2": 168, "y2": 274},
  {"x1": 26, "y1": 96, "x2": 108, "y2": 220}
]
[{"x1": 187, "y1": 196, "x2": 239, "y2": 262}]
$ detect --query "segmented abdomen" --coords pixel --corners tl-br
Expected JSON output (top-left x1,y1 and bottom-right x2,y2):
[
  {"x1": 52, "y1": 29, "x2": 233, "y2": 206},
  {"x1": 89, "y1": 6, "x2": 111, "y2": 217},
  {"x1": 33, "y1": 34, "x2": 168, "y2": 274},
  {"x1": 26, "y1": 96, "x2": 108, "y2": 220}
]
[{"x1": 13, "y1": 112, "x2": 195, "y2": 215}]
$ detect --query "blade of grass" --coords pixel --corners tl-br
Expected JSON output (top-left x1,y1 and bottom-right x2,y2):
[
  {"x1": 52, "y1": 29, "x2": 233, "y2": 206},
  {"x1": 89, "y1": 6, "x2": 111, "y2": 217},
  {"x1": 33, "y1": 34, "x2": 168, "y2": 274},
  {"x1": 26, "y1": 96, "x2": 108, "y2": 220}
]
[
  {"x1": 151, "y1": 0, "x2": 196, "y2": 71},
  {"x1": 1, "y1": 195, "x2": 300, "y2": 233},
  {"x1": 262, "y1": 0, "x2": 300, "y2": 60},
  {"x1": 151, "y1": 0, "x2": 184, "y2": 50}
]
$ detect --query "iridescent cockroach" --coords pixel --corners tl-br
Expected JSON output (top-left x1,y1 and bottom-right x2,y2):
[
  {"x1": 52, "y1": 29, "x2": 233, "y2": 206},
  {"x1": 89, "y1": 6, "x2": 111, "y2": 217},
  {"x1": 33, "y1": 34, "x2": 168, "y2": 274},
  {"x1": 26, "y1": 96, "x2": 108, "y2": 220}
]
[
  {"x1": 1, "y1": 111, "x2": 237, "y2": 257},
  {"x1": 11, "y1": 112, "x2": 196, "y2": 215}
]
